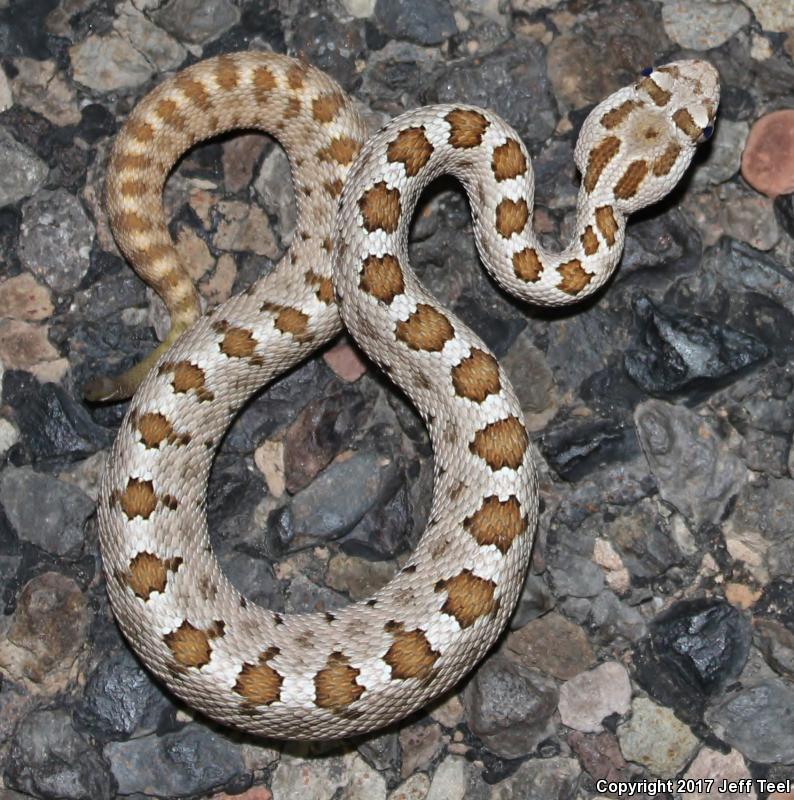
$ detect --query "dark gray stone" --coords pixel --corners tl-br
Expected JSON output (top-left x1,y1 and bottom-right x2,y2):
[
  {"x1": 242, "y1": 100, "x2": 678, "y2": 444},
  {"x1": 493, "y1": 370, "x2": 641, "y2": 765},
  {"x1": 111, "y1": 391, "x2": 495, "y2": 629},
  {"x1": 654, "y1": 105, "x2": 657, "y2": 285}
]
[
  {"x1": 490, "y1": 756, "x2": 581, "y2": 800},
  {"x1": 634, "y1": 600, "x2": 751, "y2": 724},
  {"x1": 0, "y1": 127, "x2": 48, "y2": 207},
  {"x1": 625, "y1": 295, "x2": 769, "y2": 396},
  {"x1": 5, "y1": 707, "x2": 114, "y2": 800},
  {"x1": 0, "y1": 465, "x2": 93, "y2": 556},
  {"x1": 104, "y1": 724, "x2": 246, "y2": 796},
  {"x1": 19, "y1": 188, "x2": 95, "y2": 293},
  {"x1": 463, "y1": 653, "x2": 558, "y2": 759},
  {"x1": 510, "y1": 572, "x2": 556, "y2": 630},
  {"x1": 707, "y1": 679, "x2": 794, "y2": 763},
  {"x1": 155, "y1": 0, "x2": 241, "y2": 44},
  {"x1": 374, "y1": 0, "x2": 456, "y2": 45},
  {"x1": 75, "y1": 649, "x2": 172, "y2": 741}
]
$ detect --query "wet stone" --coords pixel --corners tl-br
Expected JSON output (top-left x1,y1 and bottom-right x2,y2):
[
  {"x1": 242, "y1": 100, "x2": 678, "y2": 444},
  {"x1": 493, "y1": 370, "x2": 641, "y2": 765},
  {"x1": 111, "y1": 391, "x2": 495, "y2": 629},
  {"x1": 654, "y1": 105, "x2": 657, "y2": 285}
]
[
  {"x1": 0, "y1": 465, "x2": 93, "y2": 556},
  {"x1": 0, "y1": 127, "x2": 48, "y2": 207},
  {"x1": 463, "y1": 653, "x2": 558, "y2": 759},
  {"x1": 19, "y1": 188, "x2": 95, "y2": 294},
  {"x1": 625, "y1": 295, "x2": 768, "y2": 397},
  {"x1": 104, "y1": 724, "x2": 246, "y2": 797},
  {"x1": 706, "y1": 678, "x2": 794, "y2": 764},
  {"x1": 633, "y1": 600, "x2": 752, "y2": 724},
  {"x1": 505, "y1": 610, "x2": 595, "y2": 680},
  {"x1": 618, "y1": 696, "x2": 699, "y2": 778},
  {"x1": 374, "y1": 0, "x2": 456, "y2": 45},
  {"x1": 75, "y1": 648, "x2": 172, "y2": 741},
  {"x1": 5, "y1": 707, "x2": 114, "y2": 800},
  {"x1": 634, "y1": 400, "x2": 747, "y2": 528},
  {"x1": 558, "y1": 661, "x2": 632, "y2": 733}
]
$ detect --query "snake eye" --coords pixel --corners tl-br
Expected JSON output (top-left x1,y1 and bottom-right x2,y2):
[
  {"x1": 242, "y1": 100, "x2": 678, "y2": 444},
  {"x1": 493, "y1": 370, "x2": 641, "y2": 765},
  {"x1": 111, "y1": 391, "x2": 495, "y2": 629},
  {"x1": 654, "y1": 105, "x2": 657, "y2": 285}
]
[
  {"x1": 640, "y1": 66, "x2": 654, "y2": 77},
  {"x1": 702, "y1": 125, "x2": 714, "y2": 140}
]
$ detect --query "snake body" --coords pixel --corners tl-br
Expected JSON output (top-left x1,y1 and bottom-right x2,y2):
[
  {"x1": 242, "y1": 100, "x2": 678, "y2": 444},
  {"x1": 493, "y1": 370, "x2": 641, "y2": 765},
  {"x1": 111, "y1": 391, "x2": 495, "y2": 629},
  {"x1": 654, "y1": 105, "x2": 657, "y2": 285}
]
[{"x1": 93, "y1": 52, "x2": 719, "y2": 739}]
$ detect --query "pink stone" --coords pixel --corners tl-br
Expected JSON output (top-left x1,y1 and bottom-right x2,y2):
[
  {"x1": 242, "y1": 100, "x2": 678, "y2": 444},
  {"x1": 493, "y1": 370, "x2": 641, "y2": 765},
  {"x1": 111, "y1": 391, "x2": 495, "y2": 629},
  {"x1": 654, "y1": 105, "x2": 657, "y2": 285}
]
[
  {"x1": 741, "y1": 109, "x2": 794, "y2": 197},
  {"x1": 323, "y1": 340, "x2": 367, "y2": 382},
  {"x1": 211, "y1": 786, "x2": 272, "y2": 800}
]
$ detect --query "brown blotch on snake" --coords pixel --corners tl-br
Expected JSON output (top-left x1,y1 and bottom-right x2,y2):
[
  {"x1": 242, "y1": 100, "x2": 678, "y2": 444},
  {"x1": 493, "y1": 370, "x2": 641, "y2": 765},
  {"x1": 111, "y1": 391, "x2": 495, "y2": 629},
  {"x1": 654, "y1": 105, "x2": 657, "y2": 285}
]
[
  {"x1": 119, "y1": 179, "x2": 151, "y2": 200},
  {"x1": 614, "y1": 159, "x2": 649, "y2": 199},
  {"x1": 164, "y1": 620, "x2": 224, "y2": 669},
  {"x1": 159, "y1": 361, "x2": 214, "y2": 402},
  {"x1": 125, "y1": 552, "x2": 183, "y2": 599},
  {"x1": 384, "y1": 624, "x2": 439, "y2": 681},
  {"x1": 386, "y1": 126, "x2": 434, "y2": 177},
  {"x1": 314, "y1": 652, "x2": 365, "y2": 710},
  {"x1": 220, "y1": 327, "x2": 258, "y2": 359},
  {"x1": 451, "y1": 348, "x2": 501, "y2": 402},
  {"x1": 359, "y1": 182, "x2": 402, "y2": 233},
  {"x1": 112, "y1": 210, "x2": 150, "y2": 236},
  {"x1": 154, "y1": 99, "x2": 187, "y2": 131},
  {"x1": 601, "y1": 99, "x2": 641, "y2": 129},
  {"x1": 445, "y1": 108, "x2": 489, "y2": 148},
  {"x1": 491, "y1": 139, "x2": 527, "y2": 182},
  {"x1": 215, "y1": 55, "x2": 239, "y2": 90},
  {"x1": 653, "y1": 143, "x2": 682, "y2": 176},
  {"x1": 252, "y1": 67, "x2": 277, "y2": 102},
  {"x1": 175, "y1": 74, "x2": 212, "y2": 110},
  {"x1": 312, "y1": 92, "x2": 345, "y2": 123},
  {"x1": 324, "y1": 178, "x2": 344, "y2": 198},
  {"x1": 360, "y1": 254, "x2": 405, "y2": 304},
  {"x1": 119, "y1": 477, "x2": 158, "y2": 520},
  {"x1": 436, "y1": 570, "x2": 498, "y2": 628},
  {"x1": 595, "y1": 205, "x2": 619, "y2": 246},
  {"x1": 136, "y1": 411, "x2": 186, "y2": 448},
  {"x1": 495, "y1": 198, "x2": 529, "y2": 238},
  {"x1": 318, "y1": 136, "x2": 362, "y2": 166},
  {"x1": 512, "y1": 247, "x2": 544, "y2": 283},
  {"x1": 673, "y1": 107, "x2": 701, "y2": 139},
  {"x1": 306, "y1": 270, "x2": 334, "y2": 304},
  {"x1": 469, "y1": 416, "x2": 529, "y2": 471},
  {"x1": 557, "y1": 258, "x2": 592, "y2": 295},
  {"x1": 584, "y1": 136, "x2": 621, "y2": 193},
  {"x1": 261, "y1": 303, "x2": 312, "y2": 343},
  {"x1": 234, "y1": 648, "x2": 283, "y2": 705},
  {"x1": 464, "y1": 495, "x2": 526, "y2": 554},
  {"x1": 126, "y1": 119, "x2": 155, "y2": 144},
  {"x1": 640, "y1": 76, "x2": 672, "y2": 107},
  {"x1": 581, "y1": 225, "x2": 600, "y2": 255},
  {"x1": 395, "y1": 304, "x2": 454, "y2": 352}
]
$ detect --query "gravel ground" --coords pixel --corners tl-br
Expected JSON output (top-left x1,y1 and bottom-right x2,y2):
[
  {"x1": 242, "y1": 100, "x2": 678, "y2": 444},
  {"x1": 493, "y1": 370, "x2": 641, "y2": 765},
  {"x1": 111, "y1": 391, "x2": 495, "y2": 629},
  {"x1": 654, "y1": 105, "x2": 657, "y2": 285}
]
[{"x1": 1, "y1": 0, "x2": 794, "y2": 798}]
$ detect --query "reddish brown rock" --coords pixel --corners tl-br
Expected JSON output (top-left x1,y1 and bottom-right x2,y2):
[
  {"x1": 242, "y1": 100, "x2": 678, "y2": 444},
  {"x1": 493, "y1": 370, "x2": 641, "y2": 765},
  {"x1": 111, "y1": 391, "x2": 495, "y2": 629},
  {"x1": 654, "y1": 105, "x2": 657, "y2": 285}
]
[{"x1": 741, "y1": 110, "x2": 794, "y2": 197}]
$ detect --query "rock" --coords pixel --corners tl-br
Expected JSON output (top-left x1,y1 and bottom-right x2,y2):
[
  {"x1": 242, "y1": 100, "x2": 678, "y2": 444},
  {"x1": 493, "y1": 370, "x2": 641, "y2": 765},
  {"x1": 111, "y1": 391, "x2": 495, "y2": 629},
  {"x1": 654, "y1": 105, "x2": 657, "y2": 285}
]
[
  {"x1": 0, "y1": 572, "x2": 90, "y2": 686},
  {"x1": 222, "y1": 133, "x2": 267, "y2": 194},
  {"x1": 0, "y1": 273, "x2": 53, "y2": 320},
  {"x1": 633, "y1": 600, "x2": 752, "y2": 724},
  {"x1": 755, "y1": 618, "x2": 794, "y2": 679},
  {"x1": 105, "y1": 724, "x2": 246, "y2": 796},
  {"x1": 743, "y1": 0, "x2": 794, "y2": 31},
  {"x1": 155, "y1": 0, "x2": 241, "y2": 44},
  {"x1": 501, "y1": 334, "x2": 556, "y2": 420},
  {"x1": 0, "y1": 318, "x2": 61, "y2": 373},
  {"x1": 509, "y1": 572, "x2": 556, "y2": 630},
  {"x1": 548, "y1": 548, "x2": 605, "y2": 598},
  {"x1": 19, "y1": 188, "x2": 95, "y2": 294},
  {"x1": 661, "y1": 0, "x2": 750, "y2": 50},
  {"x1": 75, "y1": 648, "x2": 171, "y2": 740},
  {"x1": 0, "y1": 69, "x2": 11, "y2": 112},
  {"x1": 343, "y1": 0, "x2": 376, "y2": 17},
  {"x1": 282, "y1": 386, "x2": 367, "y2": 493},
  {"x1": 254, "y1": 439, "x2": 285, "y2": 497},
  {"x1": 0, "y1": 465, "x2": 93, "y2": 556},
  {"x1": 625, "y1": 295, "x2": 768, "y2": 396},
  {"x1": 436, "y1": 40, "x2": 555, "y2": 147},
  {"x1": 692, "y1": 119, "x2": 750, "y2": 189},
  {"x1": 69, "y1": 33, "x2": 155, "y2": 91},
  {"x1": 374, "y1": 0, "x2": 457, "y2": 45},
  {"x1": 706, "y1": 679, "x2": 794, "y2": 763},
  {"x1": 618, "y1": 696, "x2": 699, "y2": 778},
  {"x1": 0, "y1": 127, "x2": 48, "y2": 206},
  {"x1": 388, "y1": 772, "x2": 431, "y2": 800},
  {"x1": 5, "y1": 707, "x2": 114, "y2": 800},
  {"x1": 490, "y1": 756, "x2": 581, "y2": 800},
  {"x1": 326, "y1": 552, "x2": 394, "y2": 600},
  {"x1": 254, "y1": 138, "x2": 297, "y2": 243},
  {"x1": 271, "y1": 750, "x2": 386, "y2": 800},
  {"x1": 284, "y1": 572, "x2": 346, "y2": 614},
  {"x1": 505, "y1": 611, "x2": 595, "y2": 680},
  {"x1": 589, "y1": 591, "x2": 647, "y2": 643},
  {"x1": 568, "y1": 730, "x2": 629, "y2": 783},
  {"x1": 10, "y1": 57, "x2": 81, "y2": 125},
  {"x1": 558, "y1": 662, "x2": 632, "y2": 733},
  {"x1": 3, "y1": 370, "x2": 112, "y2": 463},
  {"x1": 114, "y1": 1, "x2": 187, "y2": 72},
  {"x1": 634, "y1": 400, "x2": 747, "y2": 528},
  {"x1": 741, "y1": 110, "x2": 794, "y2": 197},
  {"x1": 425, "y1": 756, "x2": 488, "y2": 800},
  {"x1": 463, "y1": 653, "x2": 558, "y2": 759},
  {"x1": 213, "y1": 201, "x2": 279, "y2": 258},
  {"x1": 429, "y1": 692, "x2": 465, "y2": 729},
  {"x1": 398, "y1": 722, "x2": 444, "y2": 778},
  {"x1": 324, "y1": 340, "x2": 368, "y2": 383},
  {"x1": 683, "y1": 747, "x2": 755, "y2": 800},
  {"x1": 357, "y1": 730, "x2": 401, "y2": 781}
]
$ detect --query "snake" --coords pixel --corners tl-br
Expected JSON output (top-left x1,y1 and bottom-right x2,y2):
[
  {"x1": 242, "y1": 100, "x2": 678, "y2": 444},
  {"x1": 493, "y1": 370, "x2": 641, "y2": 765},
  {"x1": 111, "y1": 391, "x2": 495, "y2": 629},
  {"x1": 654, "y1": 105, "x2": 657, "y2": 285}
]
[{"x1": 90, "y1": 51, "x2": 719, "y2": 740}]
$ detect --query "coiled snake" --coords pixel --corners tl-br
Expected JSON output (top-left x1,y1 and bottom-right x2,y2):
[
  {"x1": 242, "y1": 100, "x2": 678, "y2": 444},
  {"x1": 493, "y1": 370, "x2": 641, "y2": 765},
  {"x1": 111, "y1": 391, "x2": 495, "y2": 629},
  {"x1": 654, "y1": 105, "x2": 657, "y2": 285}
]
[{"x1": 90, "y1": 52, "x2": 719, "y2": 739}]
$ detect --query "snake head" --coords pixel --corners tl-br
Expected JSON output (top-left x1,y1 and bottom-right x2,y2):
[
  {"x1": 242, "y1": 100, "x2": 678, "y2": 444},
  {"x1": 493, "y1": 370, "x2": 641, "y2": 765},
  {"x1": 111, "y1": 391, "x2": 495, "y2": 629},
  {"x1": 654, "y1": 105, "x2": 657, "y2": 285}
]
[{"x1": 574, "y1": 59, "x2": 720, "y2": 215}]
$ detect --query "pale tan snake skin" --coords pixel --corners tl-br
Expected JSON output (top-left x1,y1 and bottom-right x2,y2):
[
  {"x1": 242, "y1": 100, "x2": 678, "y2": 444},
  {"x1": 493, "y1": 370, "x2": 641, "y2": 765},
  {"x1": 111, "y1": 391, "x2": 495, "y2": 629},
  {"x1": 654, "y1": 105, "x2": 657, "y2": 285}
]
[{"x1": 93, "y1": 52, "x2": 719, "y2": 739}]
